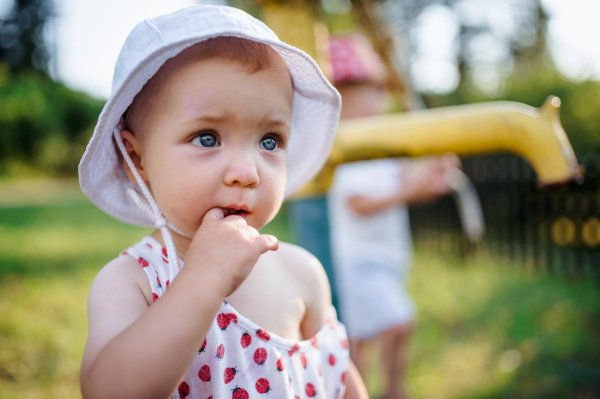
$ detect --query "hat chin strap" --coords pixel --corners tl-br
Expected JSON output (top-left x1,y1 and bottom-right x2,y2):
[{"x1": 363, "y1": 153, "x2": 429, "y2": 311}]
[{"x1": 113, "y1": 126, "x2": 185, "y2": 282}]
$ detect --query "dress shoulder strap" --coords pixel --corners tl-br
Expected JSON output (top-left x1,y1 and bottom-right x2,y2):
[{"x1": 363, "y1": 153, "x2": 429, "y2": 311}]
[{"x1": 123, "y1": 236, "x2": 174, "y2": 301}]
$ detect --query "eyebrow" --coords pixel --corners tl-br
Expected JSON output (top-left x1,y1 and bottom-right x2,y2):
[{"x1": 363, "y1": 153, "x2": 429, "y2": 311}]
[
  {"x1": 193, "y1": 114, "x2": 290, "y2": 130},
  {"x1": 260, "y1": 119, "x2": 290, "y2": 130},
  {"x1": 194, "y1": 115, "x2": 228, "y2": 123}
]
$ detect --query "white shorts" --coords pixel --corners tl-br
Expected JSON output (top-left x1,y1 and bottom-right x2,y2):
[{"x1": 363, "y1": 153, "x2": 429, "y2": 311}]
[{"x1": 336, "y1": 261, "x2": 416, "y2": 341}]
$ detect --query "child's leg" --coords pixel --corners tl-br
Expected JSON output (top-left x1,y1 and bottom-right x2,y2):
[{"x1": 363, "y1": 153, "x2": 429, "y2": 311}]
[{"x1": 380, "y1": 321, "x2": 414, "y2": 399}]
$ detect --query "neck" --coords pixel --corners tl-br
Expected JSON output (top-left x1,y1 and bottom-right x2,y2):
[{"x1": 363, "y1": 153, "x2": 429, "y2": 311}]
[{"x1": 151, "y1": 228, "x2": 192, "y2": 261}]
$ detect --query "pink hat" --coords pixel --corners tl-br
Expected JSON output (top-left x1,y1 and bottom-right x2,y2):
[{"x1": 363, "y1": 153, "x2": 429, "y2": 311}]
[{"x1": 329, "y1": 34, "x2": 386, "y2": 86}]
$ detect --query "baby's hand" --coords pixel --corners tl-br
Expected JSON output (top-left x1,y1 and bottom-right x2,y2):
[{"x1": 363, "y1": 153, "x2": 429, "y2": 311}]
[{"x1": 184, "y1": 208, "x2": 279, "y2": 297}]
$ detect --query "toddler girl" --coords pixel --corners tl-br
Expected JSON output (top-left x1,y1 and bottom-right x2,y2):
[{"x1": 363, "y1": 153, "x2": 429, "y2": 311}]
[{"x1": 78, "y1": 5, "x2": 368, "y2": 399}]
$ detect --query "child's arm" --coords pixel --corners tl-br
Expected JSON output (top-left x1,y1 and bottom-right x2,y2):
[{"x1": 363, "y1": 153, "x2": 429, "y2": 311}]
[
  {"x1": 80, "y1": 209, "x2": 278, "y2": 399},
  {"x1": 348, "y1": 158, "x2": 455, "y2": 216}
]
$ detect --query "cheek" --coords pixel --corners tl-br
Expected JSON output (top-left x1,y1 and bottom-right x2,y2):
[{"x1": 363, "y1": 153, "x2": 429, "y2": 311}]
[
  {"x1": 146, "y1": 152, "x2": 218, "y2": 232},
  {"x1": 257, "y1": 159, "x2": 287, "y2": 221}
]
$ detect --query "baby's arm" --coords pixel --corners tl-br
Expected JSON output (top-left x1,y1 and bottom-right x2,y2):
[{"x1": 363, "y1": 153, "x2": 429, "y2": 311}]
[{"x1": 80, "y1": 209, "x2": 278, "y2": 399}]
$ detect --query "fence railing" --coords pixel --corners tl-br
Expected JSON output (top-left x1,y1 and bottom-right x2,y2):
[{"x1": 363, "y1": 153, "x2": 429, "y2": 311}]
[{"x1": 409, "y1": 153, "x2": 600, "y2": 275}]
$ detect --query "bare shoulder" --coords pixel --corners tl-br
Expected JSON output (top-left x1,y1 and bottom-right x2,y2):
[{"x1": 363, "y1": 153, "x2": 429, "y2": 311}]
[
  {"x1": 90, "y1": 254, "x2": 152, "y2": 306},
  {"x1": 272, "y1": 242, "x2": 330, "y2": 287},
  {"x1": 82, "y1": 254, "x2": 151, "y2": 377},
  {"x1": 272, "y1": 242, "x2": 332, "y2": 336}
]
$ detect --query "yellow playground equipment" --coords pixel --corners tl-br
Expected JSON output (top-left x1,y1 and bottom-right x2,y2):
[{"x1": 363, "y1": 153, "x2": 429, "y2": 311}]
[{"x1": 296, "y1": 96, "x2": 582, "y2": 197}]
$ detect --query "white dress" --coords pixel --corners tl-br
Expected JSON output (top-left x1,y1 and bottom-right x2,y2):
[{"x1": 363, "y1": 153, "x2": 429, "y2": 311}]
[
  {"x1": 123, "y1": 236, "x2": 350, "y2": 399},
  {"x1": 328, "y1": 159, "x2": 416, "y2": 340}
]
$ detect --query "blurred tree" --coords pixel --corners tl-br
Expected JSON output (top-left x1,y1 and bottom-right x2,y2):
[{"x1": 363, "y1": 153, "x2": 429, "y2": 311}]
[
  {"x1": 0, "y1": 0, "x2": 52, "y2": 74},
  {"x1": 0, "y1": 0, "x2": 106, "y2": 177},
  {"x1": 375, "y1": 0, "x2": 549, "y2": 92},
  {"x1": 243, "y1": 0, "x2": 551, "y2": 97},
  {"x1": 0, "y1": 72, "x2": 104, "y2": 176}
]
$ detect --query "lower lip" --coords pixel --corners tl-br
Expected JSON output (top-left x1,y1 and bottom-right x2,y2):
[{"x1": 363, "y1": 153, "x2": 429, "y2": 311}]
[{"x1": 236, "y1": 211, "x2": 249, "y2": 219}]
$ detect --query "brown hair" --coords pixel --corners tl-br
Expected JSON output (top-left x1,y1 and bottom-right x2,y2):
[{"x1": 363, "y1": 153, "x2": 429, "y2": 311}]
[{"x1": 123, "y1": 37, "x2": 277, "y2": 134}]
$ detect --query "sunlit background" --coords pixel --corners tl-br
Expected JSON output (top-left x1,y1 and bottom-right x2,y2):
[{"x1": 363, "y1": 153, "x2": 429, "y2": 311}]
[{"x1": 0, "y1": 0, "x2": 599, "y2": 398}]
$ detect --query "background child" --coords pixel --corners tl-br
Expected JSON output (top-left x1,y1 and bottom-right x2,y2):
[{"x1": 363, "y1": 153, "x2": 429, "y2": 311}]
[
  {"x1": 327, "y1": 34, "x2": 459, "y2": 399},
  {"x1": 78, "y1": 6, "x2": 367, "y2": 399}
]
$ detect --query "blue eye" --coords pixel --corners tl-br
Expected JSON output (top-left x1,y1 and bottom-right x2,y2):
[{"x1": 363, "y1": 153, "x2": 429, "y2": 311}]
[
  {"x1": 192, "y1": 133, "x2": 218, "y2": 147},
  {"x1": 260, "y1": 136, "x2": 277, "y2": 151}
]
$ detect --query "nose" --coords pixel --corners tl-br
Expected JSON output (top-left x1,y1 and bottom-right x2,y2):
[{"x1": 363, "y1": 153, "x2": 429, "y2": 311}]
[{"x1": 224, "y1": 157, "x2": 259, "y2": 188}]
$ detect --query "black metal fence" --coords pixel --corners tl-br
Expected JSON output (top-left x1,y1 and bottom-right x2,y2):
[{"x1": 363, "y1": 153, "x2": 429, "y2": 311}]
[{"x1": 409, "y1": 153, "x2": 600, "y2": 275}]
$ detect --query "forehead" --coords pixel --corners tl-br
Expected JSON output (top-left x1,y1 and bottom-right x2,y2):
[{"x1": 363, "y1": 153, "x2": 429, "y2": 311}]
[
  {"x1": 160, "y1": 55, "x2": 294, "y2": 124},
  {"x1": 126, "y1": 38, "x2": 294, "y2": 135}
]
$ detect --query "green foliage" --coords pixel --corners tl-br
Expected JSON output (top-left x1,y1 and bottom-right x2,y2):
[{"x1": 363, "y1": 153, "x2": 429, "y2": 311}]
[
  {"x1": 423, "y1": 64, "x2": 600, "y2": 156},
  {"x1": 0, "y1": 67, "x2": 104, "y2": 176}
]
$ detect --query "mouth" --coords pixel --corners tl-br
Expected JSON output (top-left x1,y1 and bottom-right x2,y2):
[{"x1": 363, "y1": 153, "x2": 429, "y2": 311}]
[{"x1": 222, "y1": 206, "x2": 250, "y2": 218}]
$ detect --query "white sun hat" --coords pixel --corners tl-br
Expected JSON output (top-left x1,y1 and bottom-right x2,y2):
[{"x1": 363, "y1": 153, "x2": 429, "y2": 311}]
[{"x1": 78, "y1": 5, "x2": 341, "y2": 229}]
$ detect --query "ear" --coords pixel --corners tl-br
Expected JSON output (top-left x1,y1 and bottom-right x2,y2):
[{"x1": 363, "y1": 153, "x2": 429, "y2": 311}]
[{"x1": 120, "y1": 130, "x2": 149, "y2": 185}]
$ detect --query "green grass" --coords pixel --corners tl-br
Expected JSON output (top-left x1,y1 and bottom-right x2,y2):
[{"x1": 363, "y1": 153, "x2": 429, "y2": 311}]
[
  {"x1": 0, "y1": 179, "x2": 599, "y2": 398},
  {"x1": 376, "y1": 254, "x2": 600, "y2": 399}
]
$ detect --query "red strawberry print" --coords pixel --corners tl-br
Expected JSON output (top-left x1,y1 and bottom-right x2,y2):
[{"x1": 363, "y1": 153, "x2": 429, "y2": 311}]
[
  {"x1": 156, "y1": 271, "x2": 161, "y2": 288},
  {"x1": 138, "y1": 257, "x2": 149, "y2": 267},
  {"x1": 162, "y1": 257, "x2": 169, "y2": 263},
  {"x1": 217, "y1": 313, "x2": 231, "y2": 331},
  {"x1": 147, "y1": 243, "x2": 152, "y2": 249},
  {"x1": 198, "y1": 338, "x2": 207, "y2": 353},
  {"x1": 253, "y1": 347, "x2": 267, "y2": 365},
  {"x1": 166, "y1": 280, "x2": 170, "y2": 288},
  {"x1": 198, "y1": 365, "x2": 211, "y2": 382},
  {"x1": 256, "y1": 329, "x2": 270, "y2": 341},
  {"x1": 152, "y1": 293, "x2": 159, "y2": 302},
  {"x1": 295, "y1": 396, "x2": 300, "y2": 399},
  {"x1": 340, "y1": 339, "x2": 349, "y2": 350},
  {"x1": 341, "y1": 371, "x2": 347, "y2": 385},
  {"x1": 310, "y1": 336, "x2": 319, "y2": 348},
  {"x1": 216, "y1": 344, "x2": 225, "y2": 360},
  {"x1": 162, "y1": 247, "x2": 167, "y2": 257},
  {"x1": 121, "y1": 250, "x2": 128, "y2": 255},
  {"x1": 300, "y1": 353, "x2": 307, "y2": 368},
  {"x1": 288, "y1": 342, "x2": 300, "y2": 356},
  {"x1": 277, "y1": 357, "x2": 285, "y2": 372},
  {"x1": 208, "y1": 397, "x2": 212, "y2": 399},
  {"x1": 255, "y1": 378, "x2": 271, "y2": 394},
  {"x1": 241, "y1": 333, "x2": 252, "y2": 348},
  {"x1": 178, "y1": 381, "x2": 189, "y2": 398},
  {"x1": 224, "y1": 366, "x2": 237, "y2": 384},
  {"x1": 231, "y1": 386, "x2": 249, "y2": 399},
  {"x1": 228, "y1": 313, "x2": 238, "y2": 324},
  {"x1": 329, "y1": 354, "x2": 336, "y2": 366},
  {"x1": 306, "y1": 382, "x2": 316, "y2": 397}
]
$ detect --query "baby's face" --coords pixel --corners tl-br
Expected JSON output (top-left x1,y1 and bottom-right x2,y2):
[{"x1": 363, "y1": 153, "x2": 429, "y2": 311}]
[{"x1": 137, "y1": 55, "x2": 293, "y2": 236}]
